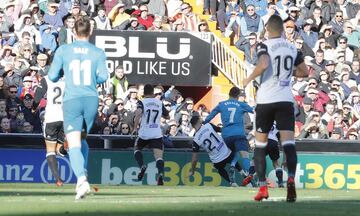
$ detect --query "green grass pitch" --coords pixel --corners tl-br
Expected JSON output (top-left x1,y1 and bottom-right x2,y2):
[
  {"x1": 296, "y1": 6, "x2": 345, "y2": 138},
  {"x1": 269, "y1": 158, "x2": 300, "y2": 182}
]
[{"x1": 0, "y1": 183, "x2": 359, "y2": 216}]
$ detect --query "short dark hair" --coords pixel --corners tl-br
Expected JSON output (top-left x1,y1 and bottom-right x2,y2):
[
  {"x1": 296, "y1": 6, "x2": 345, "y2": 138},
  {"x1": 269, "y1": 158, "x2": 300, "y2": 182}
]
[
  {"x1": 75, "y1": 17, "x2": 91, "y2": 37},
  {"x1": 316, "y1": 49, "x2": 324, "y2": 54},
  {"x1": 143, "y1": 84, "x2": 154, "y2": 95},
  {"x1": 267, "y1": 15, "x2": 284, "y2": 33},
  {"x1": 229, "y1": 87, "x2": 241, "y2": 98},
  {"x1": 190, "y1": 115, "x2": 201, "y2": 127}
]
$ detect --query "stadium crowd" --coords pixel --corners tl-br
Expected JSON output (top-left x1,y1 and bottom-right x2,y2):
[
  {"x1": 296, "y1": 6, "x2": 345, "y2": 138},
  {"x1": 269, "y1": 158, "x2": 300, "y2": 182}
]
[{"x1": 0, "y1": 0, "x2": 359, "y2": 141}]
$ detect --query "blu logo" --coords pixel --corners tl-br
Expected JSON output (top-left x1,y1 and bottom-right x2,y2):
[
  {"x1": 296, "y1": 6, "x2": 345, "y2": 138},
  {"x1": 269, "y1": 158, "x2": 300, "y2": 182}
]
[{"x1": 40, "y1": 156, "x2": 74, "y2": 183}]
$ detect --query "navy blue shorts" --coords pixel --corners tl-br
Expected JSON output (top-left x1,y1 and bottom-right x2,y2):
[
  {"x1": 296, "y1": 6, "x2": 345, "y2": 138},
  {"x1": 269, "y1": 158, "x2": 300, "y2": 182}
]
[
  {"x1": 224, "y1": 136, "x2": 249, "y2": 152},
  {"x1": 63, "y1": 96, "x2": 98, "y2": 134}
]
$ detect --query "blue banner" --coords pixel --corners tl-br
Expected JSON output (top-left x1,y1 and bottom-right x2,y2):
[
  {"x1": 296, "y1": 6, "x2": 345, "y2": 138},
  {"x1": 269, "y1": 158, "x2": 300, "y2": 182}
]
[{"x1": 0, "y1": 149, "x2": 76, "y2": 183}]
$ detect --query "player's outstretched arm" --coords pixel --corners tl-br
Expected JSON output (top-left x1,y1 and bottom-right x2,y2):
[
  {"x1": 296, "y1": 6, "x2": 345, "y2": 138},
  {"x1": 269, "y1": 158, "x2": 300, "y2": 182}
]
[
  {"x1": 204, "y1": 104, "x2": 220, "y2": 124},
  {"x1": 96, "y1": 51, "x2": 110, "y2": 84},
  {"x1": 48, "y1": 48, "x2": 63, "y2": 82},
  {"x1": 242, "y1": 54, "x2": 269, "y2": 88}
]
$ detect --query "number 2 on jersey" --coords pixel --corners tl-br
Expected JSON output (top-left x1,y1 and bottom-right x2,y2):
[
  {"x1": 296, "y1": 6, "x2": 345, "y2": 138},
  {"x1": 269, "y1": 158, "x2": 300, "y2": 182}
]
[
  {"x1": 69, "y1": 59, "x2": 92, "y2": 86},
  {"x1": 52, "y1": 87, "x2": 62, "y2": 104}
]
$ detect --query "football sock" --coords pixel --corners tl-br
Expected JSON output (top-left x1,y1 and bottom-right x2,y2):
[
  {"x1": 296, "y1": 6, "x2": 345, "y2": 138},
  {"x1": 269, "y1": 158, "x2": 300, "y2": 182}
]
[
  {"x1": 283, "y1": 143, "x2": 297, "y2": 178},
  {"x1": 134, "y1": 150, "x2": 144, "y2": 168},
  {"x1": 249, "y1": 165, "x2": 256, "y2": 176},
  {"x1": 68, "y1": 147, "x2": 86, "y2": 178},
  {"x1": 254, "y1": 140, "x2": 267, "y2": 182},
  {"x1": 156, "y1": 159, "x2": 164, "y2": 175},
  {"x1": 81, "y1": 139, "x2": 89, "y2": 169},
  {"x1": 276, "y1": 168, "x2": 283, "y2": 183},
  {"x1": 217, "y1": 167, "x2": 230, "y2": 183},
  {"x1": 230, "y1": 152, "x2": 240, "y2": 167},
  {"x1": 234, "y1": 162, "x2": 242, "y2": 172},
  {"x1": 242, "y1": 157, "x2": 250, "y2": 173},
  {"x1": 46, "y1": 152, "x2": 60, "y2": 181}
]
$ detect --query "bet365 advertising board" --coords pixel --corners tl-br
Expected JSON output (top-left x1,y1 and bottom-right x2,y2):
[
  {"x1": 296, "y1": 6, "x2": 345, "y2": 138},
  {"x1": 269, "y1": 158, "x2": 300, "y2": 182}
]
[{"x1": 0, "y1": 149, "x2": 359, "y2": 189}]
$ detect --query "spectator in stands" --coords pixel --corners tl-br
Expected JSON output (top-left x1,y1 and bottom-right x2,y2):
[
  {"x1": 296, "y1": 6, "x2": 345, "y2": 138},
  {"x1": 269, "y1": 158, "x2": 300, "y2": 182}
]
[
  {"x1": 336, "y1": 35, "x2": 354, "y2": 62},
  {"x1": 133, "y1": 4, "x2": 154, "y2": 30},
  {"x1": 223, "y1": 0, "x2": 242, "y2": 38},
  {"x1": 108, "y1": 2, "x2": 130, "y2": 28},
  {"x1": 346, "y1": 128, "x2": 358, "y2": 140},
  {"x1": 341, "y1": 68, "x2": 357, "y2": 89},
  {"x1": 284, "y1": 19, "x2": 300, "y2": 43},
  {"x1": 108, "y1": 65, "x2": 128, "y2": 101},
  {"x1": 115, "y1": 15, "x2": 146, "y2": 30},
  {"x1": 6, "y1": 85, "x2": 21, "y2": 108},
  {"x1": 154, "y1": 86, "x2": 164, "y2": 100},
  {"x1": 35, "y1": 54, "x2": 49, "y2": 76},
  {"x1": 7, "y1": 103, "x2": 18, "y2": 130},
  {"x1": 94, "y1": 5, "x2": 111, "y2": 30},
  {"x1": 294, "y1": 37, "x2": 314, "y2": 57},
  {"x1": 301, "y1": 110, "x2": 329, "y2": 138},
  {"x1": 198, "y1": 20, "x2": 210, "y2": 32},
  {"x1": 119, "y1": 122, "x2": 131, "y2": 135},
  {"x1": 0, "y1": 117, "x2": 11, "y2": 133},
  {"x1": 321, "y1": 24, "x2": 338, "y2": 49},
  {"x1": 179, "y1": 3, "x2": 200, "y2": 32},
  {"x1": 148, "y1": 16, "x2": 169, "y2": 31},
  {"x1": 1, "y1": 46, "x2": 15, "y2": 67},
  {"x1": 21, "y1": 93, "x2": 41, "y2": 133},
  {"x1": 309, "y1": 6, "x2": 325, "y2": 32},
  {"x1": 124, "y1": 86, "x2": 139, "y2": 112},
  {"x1": 148, "y1": 0, "x2": 166, "y2": 17},
  {"x1": 325, "y1": 60, "x2": 337, "y2": 79},
  {"x1": 311, "y1": 49, "x2": 327, "y2": 72},
  {"x1": 334, "y1": 0, "x2": 360, "y2": 19},
  {"x1": 330, "y1": 127, "x2": 343, "y2": 139},
  {"x1": 14, "y1": 13, "x2": 38, "y2": 41},
  {"x1": 12, "y1": 31, "x2": 36, "y2": 59},
  {"x1": 29, "y1": 3, "x2": 43, "y2": 27},
  {"x1": 342, "y1": 102, "x2": 358, "y2": 126},
  {"x1": 308, "y1": 0, "x2": 331, "y2": 23},
  {"x1": 262, "y1": 3, "x2": 288, "y2": 26},
  {"x1": 0, "y1": 77, "x2": 4, "y2": 99},
  {"x1": 177, "y1": 111, "x2": 192, "y2": 136},
  {"x1": 240, "y1": 4, "x2": 264, "y2": 37},
  {"x1": 298, "y1": 119, "x2": 328, "y2": 139},
  {"x1": 287, "y1": 5, "x2": 303, "y2": 28},
  {"x1": 108, "y1": 113, "x2": 120, "y2": 134},
  {"x1": 276, "y1": 0, "x2": 290, "y2": 12},
  {"x1": 21, "y1": 121, "x2": 34, "y2": 133},
  {"x1": 235, "y1": 33, "x2": 258, "y2": 65},
  {"x1": 318, "y1": 71, "x2": 331, "y2": 93},
  {"x1": 300, "y1": 19, "x2": 318, "y2": 49},
  {"x1": 332, "y1": 110, "x2": 349, "y2": 135},
  {"x1": 0, "y1": 10, "x2": 15, "y2": 46},
  {"x1": 245, "y1": 0, "x2": 267, "y2": 16},
  {"x1": 330, "y1": 10, "x2": 344, "y2": 35},
  {"x1": 39, "y1": 24, "x2": 57, "y2": 56},
  {"x1": 342, "y1": 22, "x2": 360, "y2": 50},
  {"x1": 0, "y1": 99, "x2": 6, "y2": 118},
  {"x1": 58, "y1": 16, "x2": 76, "y2": 46},
  {"x1": 296, "y1": 97, "x2": 313, "y2": 124},
  {"x1": 321, "y1": 101, "x2": 337, "y2": 126},
  {"x1": 43, "y1": 0, "x2": 68, "y2": 32},
  {"x1": 349, "y1": 59, "x2": 360, "y2": 85},
  {"x1": 3, "y1": 64, "x2": 22, "y2": 88}
]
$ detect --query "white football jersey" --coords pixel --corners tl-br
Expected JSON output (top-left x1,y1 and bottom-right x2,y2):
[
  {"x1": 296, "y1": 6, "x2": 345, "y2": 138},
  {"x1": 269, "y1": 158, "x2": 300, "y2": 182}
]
[
  {"x1": 256, "y1": 38, "x2": 304, "y2": 104},
  {"x1": 193, "y1": 123, "x2": 231, "y2": 163},
  {"x1": 44, "y1": 76, "x2": 65, "y2": 123},
  {"x1": 138, "y1": 98, "x2": 164, "y2": 140}
]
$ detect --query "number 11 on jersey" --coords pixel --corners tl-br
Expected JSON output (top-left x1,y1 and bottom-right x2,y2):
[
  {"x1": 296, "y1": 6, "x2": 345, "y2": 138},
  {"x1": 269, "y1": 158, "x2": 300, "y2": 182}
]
[{"x1": 69, "y1": 59, "x2": 92, "y2": 86}]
